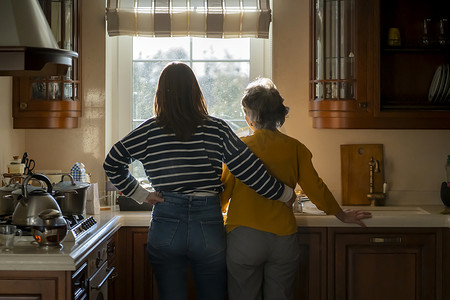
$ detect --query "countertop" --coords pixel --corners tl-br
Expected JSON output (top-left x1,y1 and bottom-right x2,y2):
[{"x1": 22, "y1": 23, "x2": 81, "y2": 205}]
[{"x1": 1, "y1": 204, "x2": 449, "y2": 271}]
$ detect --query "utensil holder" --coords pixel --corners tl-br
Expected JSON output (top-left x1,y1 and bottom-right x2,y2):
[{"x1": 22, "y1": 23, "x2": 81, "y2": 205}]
[{"x1": 441, "y1": 182, "x2": 450, "y2": 207}]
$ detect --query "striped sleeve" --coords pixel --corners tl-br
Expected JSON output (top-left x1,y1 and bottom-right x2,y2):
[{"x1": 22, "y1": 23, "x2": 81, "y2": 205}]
[{"x1": 103, "y1": 140, "x2": 142, "y2": 199}]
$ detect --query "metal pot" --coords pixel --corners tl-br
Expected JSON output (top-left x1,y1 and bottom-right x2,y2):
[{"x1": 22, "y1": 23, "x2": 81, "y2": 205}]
[
  {"x1": 53, "y1": 174, "x2": 90, "y2": 215},
  {"x1": 0, "y1": 176, "x2": 23, "y2": 215},
  {"x1": 12, "y1": 174, "x2": 63, "y2": 227}
]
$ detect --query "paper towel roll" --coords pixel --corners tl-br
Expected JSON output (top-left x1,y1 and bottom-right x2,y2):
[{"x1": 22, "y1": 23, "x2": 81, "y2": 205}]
[{"x1": 86, "y1": 183, "x2": 100, "y2": 215}]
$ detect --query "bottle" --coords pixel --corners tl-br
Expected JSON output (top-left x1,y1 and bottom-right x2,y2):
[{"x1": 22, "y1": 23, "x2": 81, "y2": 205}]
[{"x1": 446, "y1": 155, "x2": 450, "y2": 187}]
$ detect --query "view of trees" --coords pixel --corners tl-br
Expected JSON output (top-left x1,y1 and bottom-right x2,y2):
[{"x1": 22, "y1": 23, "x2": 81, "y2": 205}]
[{"x1": 130, "y1": 38, "x2": 252, "y2": 178}]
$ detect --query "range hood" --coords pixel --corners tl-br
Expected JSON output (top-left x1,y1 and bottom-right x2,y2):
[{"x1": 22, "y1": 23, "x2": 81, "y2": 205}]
[{"x1": 0, "y1": 0, "x2": 78, "y2": 76}]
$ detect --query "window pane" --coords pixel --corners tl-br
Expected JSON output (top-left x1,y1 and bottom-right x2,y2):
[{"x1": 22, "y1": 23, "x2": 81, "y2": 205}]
[
  {"x1": 132, "y1": 61, "x2": 166, "y2": 124},
  {"x1": 132, "y1": 37, "x2": 252, "y2": 136},
  {"x1": 192, "y1": 38, "x2": 250, "y2": 60},
  {"x1": 133, "y1": 37, "x2": 190, "y2": 60},
  {"x1": 192, "y1": 61, "x2": 250, "y2": 133}
]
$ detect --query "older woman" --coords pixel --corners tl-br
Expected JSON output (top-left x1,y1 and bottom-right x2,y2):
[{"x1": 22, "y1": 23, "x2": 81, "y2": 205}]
[{"x1": 221, "y1": 78, "x2": 372, "y2": 300}]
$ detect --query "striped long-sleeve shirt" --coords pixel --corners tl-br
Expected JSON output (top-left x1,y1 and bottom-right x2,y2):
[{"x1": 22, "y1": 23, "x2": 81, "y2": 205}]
[{"x1": 104, "y1": 116, "x2": 291, "y2": 203}]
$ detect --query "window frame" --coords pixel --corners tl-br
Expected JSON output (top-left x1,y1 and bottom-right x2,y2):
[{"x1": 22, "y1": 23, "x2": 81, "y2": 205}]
[{"x1": 105, "y1": 35, "x2": 272, "y2": 152}]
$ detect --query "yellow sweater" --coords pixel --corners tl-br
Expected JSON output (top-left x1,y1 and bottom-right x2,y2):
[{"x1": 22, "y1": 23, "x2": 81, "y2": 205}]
[{"x1": 221, "y1": 129, "x2": 342, "y2": 236}]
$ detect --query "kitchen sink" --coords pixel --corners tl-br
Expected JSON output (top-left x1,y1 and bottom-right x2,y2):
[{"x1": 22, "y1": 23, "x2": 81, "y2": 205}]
[{"x1": 294, "y1": 203, "x2": 430, "y2": 216}]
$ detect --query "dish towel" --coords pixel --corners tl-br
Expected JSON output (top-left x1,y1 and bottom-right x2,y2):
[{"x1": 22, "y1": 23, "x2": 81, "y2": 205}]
[{"x1": 70, "y1": 162, "x2": 87, "y2": 182}]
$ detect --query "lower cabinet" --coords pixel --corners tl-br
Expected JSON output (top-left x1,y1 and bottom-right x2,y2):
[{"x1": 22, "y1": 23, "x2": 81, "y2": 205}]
[
  {"x1": 294, "y1": 227, "x2": 327, "y2": 300},
  {"x1": 328, "y1": 228, "x2": 441, "y2": 300},
  {"x1": 107, "y1": 231, "x2": 121, "y2": 300},
  {"x1": 443, "y1": 228, "x2": 450, "y2": 300},
  {"x1": 116, "y1": 227, "x2": 158, "y2": 300},
  {"x1": 0, "y1": 271, "x2": 70, "y2": 299},
  {"x1": 117, "y1": 226, "x2": 445, "y2": 300},
  {"x1": 117, "y1": 226, "x2": 197, "y2": 300}
]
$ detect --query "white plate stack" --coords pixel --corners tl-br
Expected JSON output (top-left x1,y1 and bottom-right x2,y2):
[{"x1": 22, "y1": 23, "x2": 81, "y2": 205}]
[{"x1": 428, "y1": 64, "x2": 450, "y2": 104}]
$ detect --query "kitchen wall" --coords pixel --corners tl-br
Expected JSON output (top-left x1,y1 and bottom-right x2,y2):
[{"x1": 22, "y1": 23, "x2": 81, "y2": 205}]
[
  {"x1": 0, "y1": 77, "x2": 25, "y2": 180},
  {"x1": 1, "y1": 0, "x2": 449, "y2": 205}
]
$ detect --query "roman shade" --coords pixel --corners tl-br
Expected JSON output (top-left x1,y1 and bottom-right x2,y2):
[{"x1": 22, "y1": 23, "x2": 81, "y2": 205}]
[{"x1": 106, "y1": 0, "x2": 271, "y2": 38}]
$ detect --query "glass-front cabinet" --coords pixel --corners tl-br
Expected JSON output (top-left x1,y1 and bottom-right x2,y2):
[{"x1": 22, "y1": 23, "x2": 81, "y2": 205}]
[
  {"x1": 312, "y1": 0, "x2": 355, "y2": 102},
  {"x1": 309, "y1": 0, "x2": 450, "y2": 129},
  {"x1": 12, "y1": 0, "x2": 81, "y2": 129}
]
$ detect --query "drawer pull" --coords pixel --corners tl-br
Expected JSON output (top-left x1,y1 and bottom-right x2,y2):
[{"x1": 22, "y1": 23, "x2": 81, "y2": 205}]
[{"x1": 370, "y1": 237, "x2": 402, "y2": 244}]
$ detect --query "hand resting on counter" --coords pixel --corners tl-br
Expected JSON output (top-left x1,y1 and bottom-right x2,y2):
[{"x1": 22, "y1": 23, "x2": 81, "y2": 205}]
[{"x1": 335, "y1": 209, "x2": 372, "y2": 227}]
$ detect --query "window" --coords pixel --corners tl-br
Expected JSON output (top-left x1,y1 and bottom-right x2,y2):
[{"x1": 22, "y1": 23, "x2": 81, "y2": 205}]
[{"x1": 106, "y1": 36, "x2": 272, "y2": 178}]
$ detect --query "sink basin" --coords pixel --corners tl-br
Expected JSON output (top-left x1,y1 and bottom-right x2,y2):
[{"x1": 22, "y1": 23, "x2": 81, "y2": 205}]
[
  {"x1": 342, "y1": 206, "x2": 430, "y2": 215},
  {"x1": 294, "y1": 204, "x2": 430, "y2": 216}
]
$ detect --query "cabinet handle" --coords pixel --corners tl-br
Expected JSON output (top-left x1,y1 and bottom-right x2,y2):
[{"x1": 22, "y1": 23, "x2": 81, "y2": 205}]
[
  {"x1": 370, "y1": 237, "x2": 402, "y2": 244},
  {"x1": 359, "y1": 102, "x2": 368, "y2": 109},
  {"x1": 20, "y1": 102, "x2": 28, "y2": 110}
]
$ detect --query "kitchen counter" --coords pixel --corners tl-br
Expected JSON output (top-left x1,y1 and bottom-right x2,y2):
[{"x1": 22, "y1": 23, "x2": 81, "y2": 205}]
[{"x1": 1, "y1": 204, "x2": 449, "y2": 271}]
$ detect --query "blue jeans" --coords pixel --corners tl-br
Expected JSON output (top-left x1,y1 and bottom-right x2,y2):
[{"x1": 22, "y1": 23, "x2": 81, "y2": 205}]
[{"x1": 146, "y1": 192, "x2": 227, "y2": 300}]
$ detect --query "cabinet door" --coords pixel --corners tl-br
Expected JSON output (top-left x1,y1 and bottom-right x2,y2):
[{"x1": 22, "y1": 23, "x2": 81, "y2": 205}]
[
  {"x1": 294, "y1": 228, "x2": 327, "y2": 300},
  {"x1": 127, "y1": 227, "x2": 158, "y2": 300},
  {"x1": 309, "y1": 0, "x2": 375, "y2": 128},
  {"x1": 125, "y1": 227, "x2": 198, "y2": 300},
  {"x1": 329, "y1": 228, "x2": 440, "y2": 300},
  {"x1": 0, "y1": 271, "x2": 69, "y2": 300},
  {"x1": 443, "y1": 228, "x2": 450, "y2": 299},
  {"x1": 108, "y1": 231, "x2": 122, "y2": 300}
]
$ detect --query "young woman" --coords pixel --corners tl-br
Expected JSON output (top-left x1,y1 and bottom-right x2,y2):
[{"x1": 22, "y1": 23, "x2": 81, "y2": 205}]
[
  {"x1": 103, "y1": 63, "x2": 295, "y2": 300},
  {"x1": 221, "y1": 78, "x2": 372, "y2": 300}
]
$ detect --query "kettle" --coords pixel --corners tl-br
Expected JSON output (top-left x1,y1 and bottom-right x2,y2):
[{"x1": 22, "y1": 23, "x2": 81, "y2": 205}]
[
  {"x1": 12, "y1": 173, "x2": 64, "y2": 227},
  {"x1": 30, "y1": 208, "x2": 69, "y2": 247}
]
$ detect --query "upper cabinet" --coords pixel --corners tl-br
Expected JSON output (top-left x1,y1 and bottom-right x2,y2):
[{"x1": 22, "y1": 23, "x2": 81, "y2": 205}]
[
  {"x1": 13, "y1": 0, "x2": 81, "y2": 129},
  {"x1": 309, "y1": 0, "x2": 450, "y2": 129}
]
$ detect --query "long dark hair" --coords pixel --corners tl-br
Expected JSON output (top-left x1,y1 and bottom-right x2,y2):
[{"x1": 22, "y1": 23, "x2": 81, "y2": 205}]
[
  {"x1": 154, "y1": 62, "x2": 208, "y2": 140},
  {"x1": 241, "y1": 78, "x2": 289, "y2": 130}
]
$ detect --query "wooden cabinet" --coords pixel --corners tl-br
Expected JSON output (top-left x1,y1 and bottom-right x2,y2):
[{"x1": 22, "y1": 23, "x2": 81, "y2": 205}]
[
  {"x1": 12, "y1": 0, "x2": 81, "y2": 129},
  {"x1": 107, "y1": 231, "x2": 121, "y2": 300},
  {"x1": 309, "y1": 0, "x2": 450, "y2": 129},
  {"x1": 294, "y1": 227, "x2": 327, "y2": 300},
  {"x1": 443, "y1": 228, "x2": 450, "y2": 300},
  {"x1": 0, "y1": 271, "x2": 70, "y2": 300},
  {"x1": 118, "y1": 227, "x2": 199, "y2": 300},
  {"x1": 115, "y1": 226, "x2": 446, "y2": 299},
  {"x1": 328, "y1": 228, "x2": 441, "y2": 300},
  {"x1": 124, "y1": 227, "x2": 159, "y2": 300}
]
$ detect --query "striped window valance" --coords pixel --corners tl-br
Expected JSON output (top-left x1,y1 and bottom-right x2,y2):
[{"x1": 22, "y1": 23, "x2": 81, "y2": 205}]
[{"x1": 106, "y1": 0, "x2": 271, "y2": 38}]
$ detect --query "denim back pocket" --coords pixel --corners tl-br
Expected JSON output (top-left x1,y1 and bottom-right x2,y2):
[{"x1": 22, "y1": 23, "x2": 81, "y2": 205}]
[
  {"x1": 148, "y1": 216, "x2": 180, "y2": 248},
  {"x1": 200, "y1": 220, "x2": 226, "y2": 254}
]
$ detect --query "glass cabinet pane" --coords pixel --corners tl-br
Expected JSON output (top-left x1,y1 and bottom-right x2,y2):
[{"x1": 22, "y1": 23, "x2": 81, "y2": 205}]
[
  {"x1": 312, "y1": 0, "x2": 355, "y2": 101},
  {"x1": 64, "y1": 0, "x2": 73, "y2": 50},
  {"x1": 34, "y1": 0, "x2": 78, "y2": 101}
]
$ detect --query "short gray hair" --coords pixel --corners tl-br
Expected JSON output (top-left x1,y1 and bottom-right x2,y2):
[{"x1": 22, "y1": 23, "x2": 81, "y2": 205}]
[{"x1": 241, "y1": 78, "x2": 289, "y2": 130}]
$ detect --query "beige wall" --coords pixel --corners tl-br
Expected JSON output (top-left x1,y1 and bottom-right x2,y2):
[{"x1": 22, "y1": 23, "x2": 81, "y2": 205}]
[
  {"x1": 1, "y1": 0, "x2": 449, "y2": 204},
  {"x1": 0, "y1": 77, "x2": 25, "y2": 182}
]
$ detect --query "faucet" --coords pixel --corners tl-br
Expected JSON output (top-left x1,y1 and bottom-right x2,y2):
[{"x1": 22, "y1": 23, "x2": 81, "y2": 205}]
[{"x1": 367, "y1": 156, "x2": 386, "y2": 206}]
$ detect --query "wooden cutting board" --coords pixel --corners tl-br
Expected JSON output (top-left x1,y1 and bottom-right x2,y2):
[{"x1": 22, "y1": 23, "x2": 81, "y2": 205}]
[{"x1": 341, "y1": 144, "x2": 384, "y2": 205}]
